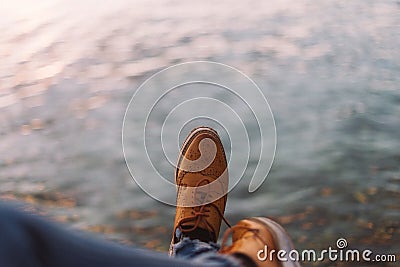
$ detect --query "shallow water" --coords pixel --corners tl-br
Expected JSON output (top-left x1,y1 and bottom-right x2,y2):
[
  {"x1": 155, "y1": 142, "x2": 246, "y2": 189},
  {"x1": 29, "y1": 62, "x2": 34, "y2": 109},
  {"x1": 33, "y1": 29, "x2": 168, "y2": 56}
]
[{"x1": 0, "y1": 0, "x2": 399, "y2": 265}]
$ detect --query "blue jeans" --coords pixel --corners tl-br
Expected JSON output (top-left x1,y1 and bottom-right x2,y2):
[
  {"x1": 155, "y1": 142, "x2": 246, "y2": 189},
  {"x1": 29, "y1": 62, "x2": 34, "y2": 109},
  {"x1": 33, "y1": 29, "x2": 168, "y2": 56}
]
[{"x1": 0, "y1": 201, "x2": 241, "y2": 267}]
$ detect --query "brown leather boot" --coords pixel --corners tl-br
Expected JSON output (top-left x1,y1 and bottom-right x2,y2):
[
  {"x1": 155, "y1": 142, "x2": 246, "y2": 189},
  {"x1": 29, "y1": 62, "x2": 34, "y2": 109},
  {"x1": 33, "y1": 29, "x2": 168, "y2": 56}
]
[
  {"x1": 170, "y1": 127, "x2": 230, "y2": 254},
  {"x1": 220, "y1": 217, "x2": 301, "y2": 267}
]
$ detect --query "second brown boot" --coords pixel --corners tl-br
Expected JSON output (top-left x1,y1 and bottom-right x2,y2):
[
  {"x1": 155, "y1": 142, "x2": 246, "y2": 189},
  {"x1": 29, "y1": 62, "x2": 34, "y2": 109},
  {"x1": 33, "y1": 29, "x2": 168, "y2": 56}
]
[{"x1": 220, "y1": 217, "x2": 301, "y2": 267}]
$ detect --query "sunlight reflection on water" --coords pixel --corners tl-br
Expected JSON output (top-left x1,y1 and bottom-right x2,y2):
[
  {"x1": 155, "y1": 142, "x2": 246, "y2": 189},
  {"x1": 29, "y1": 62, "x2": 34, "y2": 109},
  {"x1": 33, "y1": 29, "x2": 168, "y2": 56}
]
[{"x1": 0, "y1": 0, "x2": 399, "y2": 258}]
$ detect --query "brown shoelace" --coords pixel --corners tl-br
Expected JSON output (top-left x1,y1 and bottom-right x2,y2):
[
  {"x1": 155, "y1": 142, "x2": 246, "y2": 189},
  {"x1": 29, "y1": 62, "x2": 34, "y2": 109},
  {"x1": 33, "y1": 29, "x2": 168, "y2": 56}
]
[{"x1": 176, "y1": 178, "x2": 231, "y2": 240}]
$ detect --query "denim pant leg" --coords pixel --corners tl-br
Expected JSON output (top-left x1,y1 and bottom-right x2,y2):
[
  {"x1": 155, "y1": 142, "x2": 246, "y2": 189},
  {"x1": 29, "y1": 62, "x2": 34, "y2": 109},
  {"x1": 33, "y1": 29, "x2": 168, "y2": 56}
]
[
  {"x1": 0, "y1": 201, "x2": 238, "y2": 267},
  {"x1": 172, "y1": 237, "x2": 242, "y2": 267}
]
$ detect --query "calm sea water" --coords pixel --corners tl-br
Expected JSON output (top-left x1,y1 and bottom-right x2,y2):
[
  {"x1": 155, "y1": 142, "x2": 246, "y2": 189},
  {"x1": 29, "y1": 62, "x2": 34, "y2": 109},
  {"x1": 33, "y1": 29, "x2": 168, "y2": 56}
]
[{"x1": 0, "y1": 0, "x2": 399, "y2": 265}]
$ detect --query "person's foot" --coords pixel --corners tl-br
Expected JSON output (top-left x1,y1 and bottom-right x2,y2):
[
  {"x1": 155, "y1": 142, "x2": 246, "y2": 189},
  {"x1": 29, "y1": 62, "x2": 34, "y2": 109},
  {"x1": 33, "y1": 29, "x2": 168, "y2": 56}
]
[
  {"x1": 220, "y1": 217, "x2": 300, "y2": 267},
  {"x1": 170, "y1": 127, "x2": 229, "y2": 254}
]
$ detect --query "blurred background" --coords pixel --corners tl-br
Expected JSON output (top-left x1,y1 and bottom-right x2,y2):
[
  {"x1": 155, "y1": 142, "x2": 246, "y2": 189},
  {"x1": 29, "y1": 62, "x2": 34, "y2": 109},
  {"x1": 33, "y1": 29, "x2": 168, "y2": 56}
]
[{"x1": 0, "y1": 0, "x2": 399, "y2": 266}]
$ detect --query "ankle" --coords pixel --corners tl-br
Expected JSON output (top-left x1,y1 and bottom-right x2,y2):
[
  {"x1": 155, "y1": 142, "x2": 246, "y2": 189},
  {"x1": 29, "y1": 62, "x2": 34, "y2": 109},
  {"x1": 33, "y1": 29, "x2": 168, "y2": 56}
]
[{"x1": 176, "y1": 227, "x2": 213, "y2": 243}]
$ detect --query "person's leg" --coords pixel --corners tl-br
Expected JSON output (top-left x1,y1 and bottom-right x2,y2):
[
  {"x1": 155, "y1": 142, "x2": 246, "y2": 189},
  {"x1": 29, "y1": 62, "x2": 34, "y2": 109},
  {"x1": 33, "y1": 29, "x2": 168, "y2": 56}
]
[
  {"x1": 0, "y1": 128, "x2": 240, "y2": 267},
  {"x1": 0, "y1": 201, "x2": 236, "y2": 267},
  {"x1": 0, "y1": 129, "x2": 298, "y2": 267},
  {"x1": 169, "y1": 127, "x2": 300, "y2": 267}
]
